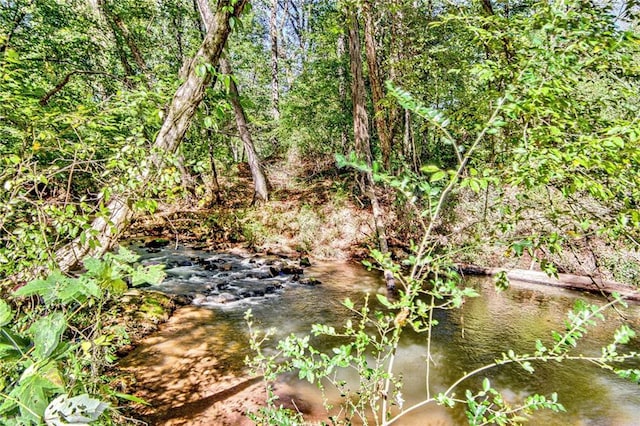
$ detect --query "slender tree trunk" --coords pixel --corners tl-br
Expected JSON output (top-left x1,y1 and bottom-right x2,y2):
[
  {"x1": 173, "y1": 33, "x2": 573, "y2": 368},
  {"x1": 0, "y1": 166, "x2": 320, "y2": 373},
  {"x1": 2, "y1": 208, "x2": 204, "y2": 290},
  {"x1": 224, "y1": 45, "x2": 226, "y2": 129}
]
[
  {"x1": 173, "y1": 13, "x2": 185, "y2": 63},
  {"x1": 348, "y1": 14, "x2": 371, "y2": 160},
  {"x1": 337, "y1": 33, "x2": 348, "y2": 152},
  {"x1": 108, "y1": 8, "x2": 147, "y2": 73},
  {"x1": 347, "y1": 10, "x2": 395, "y2": 290},
  {"x1": 209, "y1": 139, "x2": 222, "y2": 203},
  {"x1": 362, "y1": 0, "x2": 392, "y2": 170},
  {"x1": 270, "y1": 0, "x2": 280, "y2": 121},
  {"x1": 176, "y1": 155, "x2": 197, "y2": 197},
  {"x1": 55, "y1": 0, "x2": 247, "y2": 272},
  {"x1": 387, "y1": 0, "x2": 406, "y2": 153},
  {"x1": 403, "y1": 108, "x2": 418, "y2": 172},
  {"x1": 197, "y1": 0, "x2": 269, "y2": 203},
  {"x1": 220, "y1": 58, "x2": 270, "y2": 203}
]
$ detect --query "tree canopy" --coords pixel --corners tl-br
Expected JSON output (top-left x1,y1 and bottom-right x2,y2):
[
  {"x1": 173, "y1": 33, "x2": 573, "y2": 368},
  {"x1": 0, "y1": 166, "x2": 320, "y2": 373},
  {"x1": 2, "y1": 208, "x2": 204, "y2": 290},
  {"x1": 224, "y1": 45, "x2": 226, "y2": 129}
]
[{"x1": 1, "y1": 0, "x2": 639, "y2": 423}]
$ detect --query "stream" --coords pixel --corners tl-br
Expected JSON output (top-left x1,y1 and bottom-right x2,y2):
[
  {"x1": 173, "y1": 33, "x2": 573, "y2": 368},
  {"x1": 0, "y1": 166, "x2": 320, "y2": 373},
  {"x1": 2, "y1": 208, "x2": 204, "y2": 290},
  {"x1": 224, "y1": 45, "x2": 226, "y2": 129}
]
[{"x1": 122, "y1": 242, "x2": 640, "y2": 425}]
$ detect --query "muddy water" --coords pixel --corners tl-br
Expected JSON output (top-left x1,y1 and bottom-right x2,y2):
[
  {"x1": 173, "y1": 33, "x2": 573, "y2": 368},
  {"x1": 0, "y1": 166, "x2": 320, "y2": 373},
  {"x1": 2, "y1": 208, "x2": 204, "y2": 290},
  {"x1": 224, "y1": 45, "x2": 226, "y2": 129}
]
[{"x1": 123, "y1": 246, "x2": 640, "y2": 425}]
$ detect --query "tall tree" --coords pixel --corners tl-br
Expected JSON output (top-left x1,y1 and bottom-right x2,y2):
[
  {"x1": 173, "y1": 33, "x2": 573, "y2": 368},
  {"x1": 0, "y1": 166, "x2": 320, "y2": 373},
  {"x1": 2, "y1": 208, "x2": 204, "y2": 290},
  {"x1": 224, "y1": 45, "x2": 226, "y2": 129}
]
[
  {"x1": 362, "y1": 0, "x2": 393, "y2": 170},
  {"x1": 220, "y1": 57, "x2": 270, "y2": 203},
  {"x1": 270, "y1": 0, "x2": 281, "y2": 121},
  {"x1": 55, "y1": 0, "x2": 248, "y2": 271},
  {"x1": 95, "y1": 0, "x2": 149, "y2": 86},
  {"x1": 337, "y1": 32, "x2": 348, "y2": 150},
  {"x1": 347, "y1": 8, "x2": 394, "y2": 289}
]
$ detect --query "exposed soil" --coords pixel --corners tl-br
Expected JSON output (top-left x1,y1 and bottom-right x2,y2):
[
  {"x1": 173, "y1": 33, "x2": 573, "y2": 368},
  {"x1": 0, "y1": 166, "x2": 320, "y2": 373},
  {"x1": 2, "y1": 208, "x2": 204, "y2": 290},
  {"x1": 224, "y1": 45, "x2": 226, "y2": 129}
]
[{"x1": 125, "y1": 159, "x2": 377, "y2": 261}]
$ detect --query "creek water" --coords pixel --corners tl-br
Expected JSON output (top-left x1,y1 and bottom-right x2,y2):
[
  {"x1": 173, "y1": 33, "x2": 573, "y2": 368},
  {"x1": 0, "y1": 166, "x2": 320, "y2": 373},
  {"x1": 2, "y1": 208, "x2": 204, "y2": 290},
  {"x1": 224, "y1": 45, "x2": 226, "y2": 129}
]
[{"x1": 129, "y1": 244, "x2": 640, "y2": 425}]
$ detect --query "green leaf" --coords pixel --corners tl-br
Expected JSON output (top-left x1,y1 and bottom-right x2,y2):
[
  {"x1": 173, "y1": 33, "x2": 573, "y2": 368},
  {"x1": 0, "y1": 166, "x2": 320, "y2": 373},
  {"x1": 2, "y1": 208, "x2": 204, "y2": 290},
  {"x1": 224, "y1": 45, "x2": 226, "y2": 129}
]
[
  {"x1": 196, "y1": 63, "x2": 207, "y2": 77},
  {"x1": 131, "y1": 264, "x2": 165, "y2": 287},
  {"x1": 57, "y1": 276, "x2": 101, "y2": 304},
  {"x1": 0, "y1": 299, "x2": 12, "y2": 327},
  {"x1": 494, "y1": 271, "x2": 510, "y2": 292},
  {"x1": 469, "y1": 179, "x2": 481, "y2": 193},
  {"x1": 421, "y1": 164, "x2": 440, "y2": 174},
  {"x1": 15, "y1": 272, "x2": 66, "y2": 304},
  {"x1": 0, "y1": 327, "x2": 31, "y2": 360},
  {"x1": 113, "y1": 392, "x2": 149, "y2": 405},
  {"x1": 376, "y1": 294, "x2": 392, "y2": 308},
  {"x1": 29, "y1": 313, "x2": 67, "y2": 360},
  {"x1": 430, "y1": 171, "x2": 447, "y2": 182},
  {"x1": 83, "y1": 257, "x2": 104, "y2": 277},
  {"x1": 0, "y1": 363, "x2": 63, "y2": 423},
  {"x1": 343, "y1": 298, "x2": 354, "y2": 310},
  {"x1": 112, "y1": 246, "x2": 139, "y2": 264}
]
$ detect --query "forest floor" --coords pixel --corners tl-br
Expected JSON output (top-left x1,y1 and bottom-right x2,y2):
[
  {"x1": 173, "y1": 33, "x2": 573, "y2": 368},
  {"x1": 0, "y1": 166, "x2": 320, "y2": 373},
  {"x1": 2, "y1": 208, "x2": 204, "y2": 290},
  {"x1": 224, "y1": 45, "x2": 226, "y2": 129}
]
[
  {"x1": 125, "y1": 157, "x2": 380, "y2": 261},
  {"x1": 116, "y1": 157, "x2": 639, "y2": 425}
]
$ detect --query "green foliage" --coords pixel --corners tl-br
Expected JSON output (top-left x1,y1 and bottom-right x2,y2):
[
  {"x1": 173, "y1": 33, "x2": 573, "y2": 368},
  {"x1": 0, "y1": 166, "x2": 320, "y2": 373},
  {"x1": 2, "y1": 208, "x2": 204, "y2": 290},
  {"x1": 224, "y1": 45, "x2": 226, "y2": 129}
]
[
  {"x1": 1, "y1": 0, "x2": 639, "y2": 424},
  {"x1": 464, "y1": 382, "x2": 564, "y2": 425},
  {"x1": 0, "y1": 0, "x2": 198, "y2": 281},
  {"x1": 0, "y1": 248, "x2": 164, "y2": 425}
]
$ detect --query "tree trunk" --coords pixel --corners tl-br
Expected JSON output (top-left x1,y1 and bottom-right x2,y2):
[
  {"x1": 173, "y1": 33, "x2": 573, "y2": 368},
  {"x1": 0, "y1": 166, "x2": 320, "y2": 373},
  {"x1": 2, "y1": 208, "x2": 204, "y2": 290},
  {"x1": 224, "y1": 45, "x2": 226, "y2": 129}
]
[
  {"x1": 348, "y1": 13, "x2": 371, "y2": 161},
  {"x1": 55, "y1": 0, "x2": 247, "y2": 272},
  {"x1": 196, "y1": 0, "x2": 269, "y2": 203},
  {"x1": 362, "y1": 0, "x2": 392, "y2": 170},
  {"x1": 270, "y1": 0, "x2": 280, "y2": 121},
  {"x1": 403, "y1": 108, "x2": 417, "y2": 172},
  {"x1": 387, "y1": 0, "x2": 407, "y2": 156},
  {"x1": 219, "y1": 58, "x2": 270, "y2": 203},
  {"x1": 108, "y1": 7, "x2": 148, "y2": 74},
  {"x1": 337, "y1": 33, "x2": 348, "y2": 152},
  {"x1": 208, "y1": 138, "x2": 222, "y2": 204},
  {"x1": 347, "y1": 10, "x2": 394, "y2": 290}
]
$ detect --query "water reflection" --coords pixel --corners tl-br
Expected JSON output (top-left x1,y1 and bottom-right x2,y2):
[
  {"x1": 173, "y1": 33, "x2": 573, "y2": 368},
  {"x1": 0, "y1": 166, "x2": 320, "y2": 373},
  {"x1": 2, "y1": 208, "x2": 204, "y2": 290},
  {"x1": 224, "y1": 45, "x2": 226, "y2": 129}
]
[{"x1": 123, "y1": 252, "x2": 640, "y2": 425}]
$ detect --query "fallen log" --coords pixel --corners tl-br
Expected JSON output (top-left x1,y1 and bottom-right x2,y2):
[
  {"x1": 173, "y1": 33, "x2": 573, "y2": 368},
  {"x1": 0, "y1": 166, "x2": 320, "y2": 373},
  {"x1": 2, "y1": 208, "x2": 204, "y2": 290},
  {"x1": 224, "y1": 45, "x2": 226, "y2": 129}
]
[{"x1": 458, "y1": 264, "x2": 640, "y2": 302}]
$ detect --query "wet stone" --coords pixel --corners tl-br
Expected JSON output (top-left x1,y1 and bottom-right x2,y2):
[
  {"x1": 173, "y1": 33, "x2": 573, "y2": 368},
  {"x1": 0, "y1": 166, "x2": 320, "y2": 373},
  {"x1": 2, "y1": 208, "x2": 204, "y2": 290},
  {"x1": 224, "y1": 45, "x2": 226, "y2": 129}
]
[
  {"x1": 203, "y1": 262, "x2": 218, "y2": 271},
  {"x1": 246, "y1": 270, "x2": 273, "y2": 279},
  {"x1": 269, "y1": 266, "x2": 281, "y2": 276},
  {"x1": 281, "y1": 265, "x2": 304, "y2": 275},
  {"x1": 144, "y1": 238, "x2": 170, "y2": 248},
  {"x1": 132, "y1": 242, "x2": 319, "y2": 307}
]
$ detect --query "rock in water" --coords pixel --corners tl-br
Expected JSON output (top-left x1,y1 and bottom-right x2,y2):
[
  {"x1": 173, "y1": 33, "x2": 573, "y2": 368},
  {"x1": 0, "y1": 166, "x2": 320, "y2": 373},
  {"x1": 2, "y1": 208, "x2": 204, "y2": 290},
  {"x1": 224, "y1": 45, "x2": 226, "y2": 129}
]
[
  {"x1": 145, "y1": 238, "x2": 170, "y2": 248},
  {"x1": 299, "y1": 278, "x2": 321, "y2": 286},
  {"x1": 281, "y1": 265, "x2": 303, "y2": 275}
]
